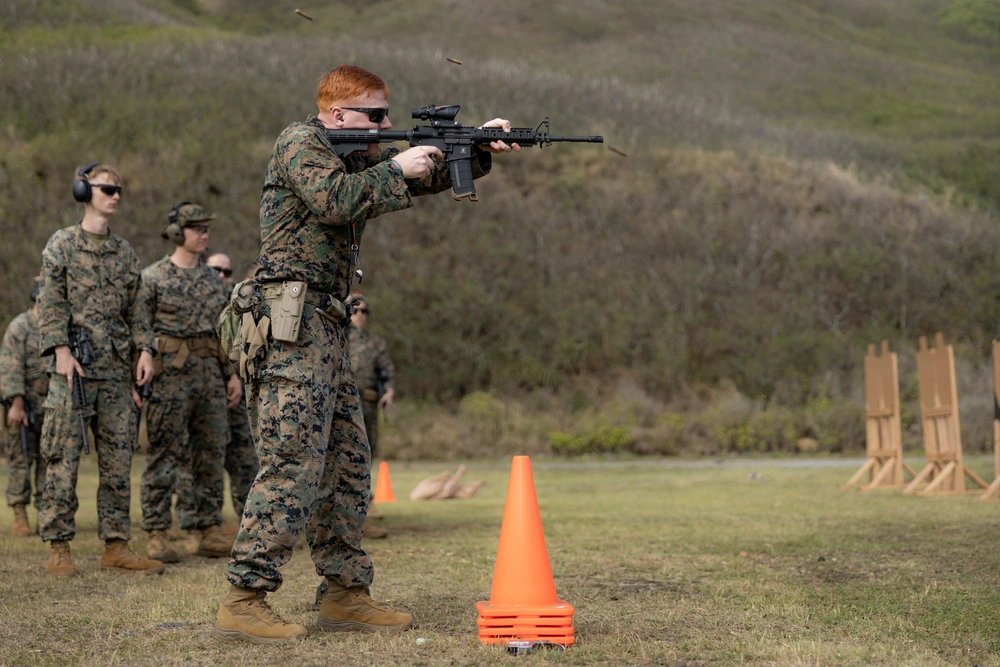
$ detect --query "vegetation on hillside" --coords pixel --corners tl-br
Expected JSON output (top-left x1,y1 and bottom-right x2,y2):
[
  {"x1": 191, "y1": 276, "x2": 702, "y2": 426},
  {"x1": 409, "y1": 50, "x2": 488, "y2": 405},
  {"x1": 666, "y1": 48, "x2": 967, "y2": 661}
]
[{"x1": 1, "y1": 0, "x2": 998, "y2": 454}]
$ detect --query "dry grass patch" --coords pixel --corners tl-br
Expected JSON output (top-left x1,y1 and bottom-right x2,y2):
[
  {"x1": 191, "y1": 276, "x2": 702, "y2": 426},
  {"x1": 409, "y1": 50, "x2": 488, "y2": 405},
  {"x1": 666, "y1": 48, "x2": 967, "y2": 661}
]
[{"x1": 2, "y1": 456, "x2": 1000, "y2": 665}]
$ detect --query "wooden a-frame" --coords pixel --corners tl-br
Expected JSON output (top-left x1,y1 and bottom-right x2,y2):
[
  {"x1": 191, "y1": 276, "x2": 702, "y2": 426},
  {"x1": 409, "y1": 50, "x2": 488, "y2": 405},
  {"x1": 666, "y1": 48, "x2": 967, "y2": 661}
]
[
  {"x1": 843, "y1": 340, "x2": 915, "y2": 490},
  {"x1": 903, "y1": 333, "x2": 988, "y2": 495},
  {"x1": 978, "y1": 341, "x2": 1000, "y2": 501}
]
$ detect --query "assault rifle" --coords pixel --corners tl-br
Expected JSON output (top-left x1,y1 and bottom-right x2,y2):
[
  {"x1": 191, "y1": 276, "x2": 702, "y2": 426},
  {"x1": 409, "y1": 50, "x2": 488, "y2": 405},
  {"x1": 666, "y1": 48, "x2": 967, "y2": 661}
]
[
  {"x1": 135, "y1": 380, "x2": 153, "y2": 445},
  {"x1": 67, "y1": 326, "x2": 94, "y2": 455},
  {"x1": 325, "y1": 105, "x2": 604, "y2": 201},
  {"x1": 375, "y1": 363, "x2": 390, "y2": 419},
  {"x1": 21, "y1": 397, "x2": 35, "y2": 465}
]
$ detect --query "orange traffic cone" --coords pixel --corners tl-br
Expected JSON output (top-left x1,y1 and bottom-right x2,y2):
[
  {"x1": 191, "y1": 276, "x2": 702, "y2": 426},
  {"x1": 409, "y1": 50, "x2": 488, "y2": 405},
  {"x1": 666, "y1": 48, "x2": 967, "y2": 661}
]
[
  {"x1": 475, "y1": 456, "x2": 574, "y2": 647},
  {"x1": 373, "y1": 461, "x2": 397, "y2": 502}
]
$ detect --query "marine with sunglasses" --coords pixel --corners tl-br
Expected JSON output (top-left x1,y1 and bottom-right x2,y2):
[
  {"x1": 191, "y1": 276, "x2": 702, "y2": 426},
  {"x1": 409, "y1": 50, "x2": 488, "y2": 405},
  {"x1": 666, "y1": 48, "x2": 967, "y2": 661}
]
[
  {"x1": 35, "y1": 163, "x2": 162, "y2": 576},
  {"x1": 138, "y1": 204, "x2": 240, "y2": 564},
  {"x1": 214, "y1": 64, "x2": 519, "y2": 644},
  {"x1": 205, "y1": 250, "x2": 258, "y2": 526}
]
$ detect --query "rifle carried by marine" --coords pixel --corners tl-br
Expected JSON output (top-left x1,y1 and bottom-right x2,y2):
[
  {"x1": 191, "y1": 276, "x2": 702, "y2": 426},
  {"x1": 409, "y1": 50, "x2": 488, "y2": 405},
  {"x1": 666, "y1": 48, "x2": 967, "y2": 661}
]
[{"x1": 326, "y1": 105, "x2": 603, "y2": 201}]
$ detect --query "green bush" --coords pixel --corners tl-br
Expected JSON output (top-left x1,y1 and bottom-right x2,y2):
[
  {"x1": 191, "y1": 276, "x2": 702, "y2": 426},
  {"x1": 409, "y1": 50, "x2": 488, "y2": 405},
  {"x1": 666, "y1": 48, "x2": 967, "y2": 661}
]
[{"x1": 549, "y1": 425, "x2": 633, "y2": 456}]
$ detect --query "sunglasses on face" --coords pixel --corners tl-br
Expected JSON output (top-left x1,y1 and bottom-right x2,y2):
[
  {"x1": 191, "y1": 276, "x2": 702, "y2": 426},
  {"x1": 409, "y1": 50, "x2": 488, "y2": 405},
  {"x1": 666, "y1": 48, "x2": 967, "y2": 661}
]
[
  {"x1": 343, "y1": 107, "x2": 389, "y2": 123},
  {"x1": 187, "y1": 225, "x2": 210, "y2": 236},
  {"x1": 211, "y1": 266, "x2": 233, "y2": 277},
  {"x1": 355, "y1": 308, "x2": 369, "y2": 314},
  {"x1": 94, "y1": 184, "x2": 122, "y2": 197}
]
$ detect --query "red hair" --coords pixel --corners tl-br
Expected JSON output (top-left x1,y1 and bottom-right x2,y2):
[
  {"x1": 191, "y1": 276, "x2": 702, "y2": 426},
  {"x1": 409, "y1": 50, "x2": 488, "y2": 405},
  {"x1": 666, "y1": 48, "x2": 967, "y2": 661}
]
[{"x1": 317, "y1": 65, "x2": 389, "y2": 111}]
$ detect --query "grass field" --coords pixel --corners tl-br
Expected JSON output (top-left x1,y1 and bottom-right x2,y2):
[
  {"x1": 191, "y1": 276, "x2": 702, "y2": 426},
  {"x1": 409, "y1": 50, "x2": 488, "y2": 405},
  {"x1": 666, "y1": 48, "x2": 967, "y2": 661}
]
[{"x1": 2, "y1": 455, "x2": 1000, "y2": 665}]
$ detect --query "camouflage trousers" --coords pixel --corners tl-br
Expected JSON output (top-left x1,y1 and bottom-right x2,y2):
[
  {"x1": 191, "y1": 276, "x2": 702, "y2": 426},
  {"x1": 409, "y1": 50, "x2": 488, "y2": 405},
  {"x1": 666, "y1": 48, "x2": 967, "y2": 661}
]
[
  {"x1": 361, "y1": 399, "x2": 379, "y2": 459},
  {"x1": 225, "y1": 396, "x2": 258, "y2": 516},
  {"x1": 5, "y1": 403, "x2": 45, "y2": 508},
  {"x1": 39, "y1": 372, "x2": 136, "y2": 543},
  {"x1": 141, "y1": 354, "x2": 228, "y2": 532},
  {"x1": 227, "y1": 304, "x2": 372, "y2": 593}
]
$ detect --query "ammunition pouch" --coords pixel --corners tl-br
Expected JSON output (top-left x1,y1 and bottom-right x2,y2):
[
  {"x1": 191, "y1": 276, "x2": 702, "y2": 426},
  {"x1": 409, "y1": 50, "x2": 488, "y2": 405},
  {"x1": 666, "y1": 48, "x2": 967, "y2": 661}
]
[
  {"x1": 361, "y1": 389, "x2": 379, "y2": 402},
  {"x1": 216, "y1": 279, "x2": 270, "y2": 384}
]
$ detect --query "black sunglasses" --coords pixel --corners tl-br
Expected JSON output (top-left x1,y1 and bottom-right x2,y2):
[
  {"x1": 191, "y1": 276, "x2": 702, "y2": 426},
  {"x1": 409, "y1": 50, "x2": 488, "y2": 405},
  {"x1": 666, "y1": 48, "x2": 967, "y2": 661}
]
[
  {"x1": 212, "y1": 266, "x2": 233, "y2": 278},
  {"x1": 355, "y1": 308, "x2": 369, "y2": 314},
  {"x1": 94, "y1": 184, "x2": 122, "y2": 196},
  {"x1": 343, "y1": 107, "x2": 388, "y2": 123}
]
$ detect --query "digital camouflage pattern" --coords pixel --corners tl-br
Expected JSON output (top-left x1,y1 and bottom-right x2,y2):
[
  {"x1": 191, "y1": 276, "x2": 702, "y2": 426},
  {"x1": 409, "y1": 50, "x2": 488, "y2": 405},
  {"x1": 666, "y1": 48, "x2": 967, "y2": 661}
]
[
  {"x1": 140, "y1": 257, "x2": 231, "y2": 532},
  {"x1": 347, "y1": 324, "x2": 395, "y2": 458},
  {"x1": 229, "y1": 114, "x2": 491, "y2": 592},
  {"x1": 141, "y1": 256, "x2": 230, "y2": 339},
  {"x1": 36, "y1": 225, "x2": 152, "y2": 543},
  {"x1": 256, "y1": 115, "x2": 491, "y2": 299},
  {"x1": 224, "y1": 396, "x2": 257, "y2": 516},
  {"x1": 1, "y1": 309, "x2": 47, "y2": 508},
  {"x1": 228, "y1": 301, "x2": 372, "y2": 591},
  {"x1": 39, "y1": 367, "x2": 137, "y2": 542},
  {"x1": 37, "y1": 225, "x2": 153, "y2": 379}
]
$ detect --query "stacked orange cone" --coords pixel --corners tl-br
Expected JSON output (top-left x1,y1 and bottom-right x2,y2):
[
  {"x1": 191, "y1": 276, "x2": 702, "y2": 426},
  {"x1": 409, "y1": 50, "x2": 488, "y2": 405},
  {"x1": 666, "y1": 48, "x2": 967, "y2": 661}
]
[
  {"x1": 373, "y1": 461, "x2": 396, "y2": 502},
  {"x1": 475, "y1": 456, "x2": 575, "y2": 646}
]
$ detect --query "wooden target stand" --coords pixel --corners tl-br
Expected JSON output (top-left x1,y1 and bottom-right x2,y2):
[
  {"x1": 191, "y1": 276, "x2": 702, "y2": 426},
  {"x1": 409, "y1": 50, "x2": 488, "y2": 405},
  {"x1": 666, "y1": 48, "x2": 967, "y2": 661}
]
[
  {"x1": 903, "y1": 333, "x2": 988, "y2": 496},
  {"x1": 844, "y1": 341, "x2": 915, "y2": 490},
  {"x1": 978, "y1": 341, "x2": 1000, "y2": 501}
]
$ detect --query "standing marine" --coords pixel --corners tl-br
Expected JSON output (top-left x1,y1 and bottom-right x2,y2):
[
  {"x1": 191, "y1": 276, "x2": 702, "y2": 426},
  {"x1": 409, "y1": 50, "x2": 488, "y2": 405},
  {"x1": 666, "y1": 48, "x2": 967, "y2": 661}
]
[
  {"x1": 1, "y1": 280, "x2": 48, "y2": 536},
  {"x1": 36, "y1": 163, "x2": 162, "y2": 576},
  {"x1": 346, "y1": 293, "x2": 394, "y2": 536},
  {"x1": 213, "y1": 64, "x2": 518, "y2": 643},
  {"x1": 140, "y1": 203, "x2": 241, "y2": 562},
  {"x1": 205, "y1": 250, "x2": 258, "y2": 522}
]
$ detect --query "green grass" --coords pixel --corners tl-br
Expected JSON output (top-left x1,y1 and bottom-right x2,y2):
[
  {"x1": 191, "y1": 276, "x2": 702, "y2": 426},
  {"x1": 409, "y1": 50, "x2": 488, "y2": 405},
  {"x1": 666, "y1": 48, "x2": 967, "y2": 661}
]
[{"x1": 3, "y1": 455, "x2": 1000, "y2": 665}]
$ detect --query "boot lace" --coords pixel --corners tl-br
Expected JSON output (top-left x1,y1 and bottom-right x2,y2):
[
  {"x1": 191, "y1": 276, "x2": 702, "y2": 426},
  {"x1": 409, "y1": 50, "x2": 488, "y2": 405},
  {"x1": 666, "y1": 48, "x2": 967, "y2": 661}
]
[{"x1": 247, "y1": 594, "x2": 285, "y2": 625}]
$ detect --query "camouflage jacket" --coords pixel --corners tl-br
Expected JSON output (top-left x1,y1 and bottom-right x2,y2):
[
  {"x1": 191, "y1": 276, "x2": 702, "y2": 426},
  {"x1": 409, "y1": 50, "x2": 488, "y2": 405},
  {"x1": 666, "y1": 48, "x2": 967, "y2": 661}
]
[
  {"x1": 347, "y1": 325, "x2": 395, "y2": 397},
  {"x1": 256, "y1": 115, "x2": 492, "y2": 300},
  {"x1": 142, "y1": 256, "x2": 229, "y2": 339},
  {"x1": 0, "y1": 309, "x2": 48, "y2": 404},
  {"x1": 37, "y1": 224, "x2": 154, "y2": 380}
]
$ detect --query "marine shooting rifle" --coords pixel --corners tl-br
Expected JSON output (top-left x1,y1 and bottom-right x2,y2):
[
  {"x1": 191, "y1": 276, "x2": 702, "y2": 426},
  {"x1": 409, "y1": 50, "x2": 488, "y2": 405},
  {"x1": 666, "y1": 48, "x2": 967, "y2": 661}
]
[
  {"x1": 67, "y1": 326, "x2": 94, "y2": 455},
  {"x1": 325, "y1": 105, "x2": 604, "y2": 201}
]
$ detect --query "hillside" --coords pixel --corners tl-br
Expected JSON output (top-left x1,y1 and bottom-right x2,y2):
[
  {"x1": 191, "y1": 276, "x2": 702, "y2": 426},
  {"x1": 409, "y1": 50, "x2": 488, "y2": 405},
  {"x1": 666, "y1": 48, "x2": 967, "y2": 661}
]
[{"x1": 1, "y1": 0, "x2": 999, "y2": 438}]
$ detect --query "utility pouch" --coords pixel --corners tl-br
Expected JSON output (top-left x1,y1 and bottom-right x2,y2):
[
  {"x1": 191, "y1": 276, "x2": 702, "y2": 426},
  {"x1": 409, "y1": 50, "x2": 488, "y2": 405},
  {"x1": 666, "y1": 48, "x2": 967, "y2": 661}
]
[{"x1": 270, "y1": 281, "x2": 307, "y2": 343}]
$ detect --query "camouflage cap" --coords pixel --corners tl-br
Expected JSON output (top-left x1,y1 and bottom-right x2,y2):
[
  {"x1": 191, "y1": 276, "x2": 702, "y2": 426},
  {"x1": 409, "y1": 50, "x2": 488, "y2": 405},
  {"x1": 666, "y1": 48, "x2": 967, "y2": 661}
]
[{"x1": 172, "y1": 202, "x2": 216, "y2": 226}]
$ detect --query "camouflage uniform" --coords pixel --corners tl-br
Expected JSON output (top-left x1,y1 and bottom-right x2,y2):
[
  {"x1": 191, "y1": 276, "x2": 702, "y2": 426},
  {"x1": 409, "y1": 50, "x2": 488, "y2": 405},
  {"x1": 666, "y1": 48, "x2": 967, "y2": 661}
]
[
  {"x1": 1, "y1": 309, "x2": 48, "y2": 510},
  {"x1": 224, "y1": 395, "x2": 257, "y2": 516},
  {"x1": 140, "y1": 256, "x2": 231, "y2": 533},
  {"x1": 346, "y1": 324, "x2": 395, "y2": 459},
  {"x1": 36, "y1": 225, "x2": 154, "y2": 543},
  {"x1": 228, "y1": 115, "x2": 491, "y2": 591}
]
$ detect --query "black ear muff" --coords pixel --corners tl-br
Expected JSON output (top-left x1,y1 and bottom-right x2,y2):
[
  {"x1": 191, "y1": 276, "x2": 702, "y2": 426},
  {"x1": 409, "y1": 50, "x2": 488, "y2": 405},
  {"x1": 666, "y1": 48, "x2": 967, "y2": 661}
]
[
  {"x1": 72, "y1": 163, "x2": 100, "y2": 203},
  {"x1": 162, "y1": 200, "x2": 192, "y2": 244}
]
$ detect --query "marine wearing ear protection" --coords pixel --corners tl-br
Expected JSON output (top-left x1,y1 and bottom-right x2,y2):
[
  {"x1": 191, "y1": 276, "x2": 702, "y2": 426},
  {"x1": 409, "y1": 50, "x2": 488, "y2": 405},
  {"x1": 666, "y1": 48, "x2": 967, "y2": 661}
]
[
  {"x1": 162, "y1": 201, "x2": 193, "y2": 245},
  {"x1": 72, "y1": 163, "x2": 100, "y2": 203}
]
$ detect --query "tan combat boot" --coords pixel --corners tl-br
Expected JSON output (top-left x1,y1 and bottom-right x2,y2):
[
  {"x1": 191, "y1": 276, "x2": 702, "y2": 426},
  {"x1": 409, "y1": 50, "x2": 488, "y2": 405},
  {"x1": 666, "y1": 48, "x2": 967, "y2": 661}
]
[
  {"x1": 101, "y1": 539, "x2": 165, "y2": 574},
  {"x1": 367, "y1": 505, "x2": 384, "y2": 520},
  {"x1": 12, "y1": 504, "x2": 31, "y2": 537},
  {"x1": 363, "y1": 522, "x2": 388, "y2": 540},
  {"x1": 47, "y1": 540, "x2": 77, "y2": 577},
  {"x1": 214, "y1": 585, "x2": 308, "y2": 644},
  {"x1": 191, "y1": 525, "x2": 233, "y2": 558},
  {"x1": 317, "y1": 580, "x2": 414, "y2": 632},
  {"x1": 146, "y1": 530, "x2": 180, "y2": 563}
]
